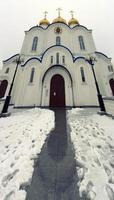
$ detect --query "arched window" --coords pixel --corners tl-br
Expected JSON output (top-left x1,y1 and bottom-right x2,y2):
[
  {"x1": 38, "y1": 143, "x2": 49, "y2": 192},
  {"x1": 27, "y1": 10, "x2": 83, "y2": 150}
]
[
  {"x1": 32, "y1": 37, "x2": 38, "y2": 51},
  {"x1": 56, "y1": 53, "x2": 59, "y2": 64},
  {"x1": 80, "y1": 67, "x2": 86, "y2": 82},
  {"x1": 109, "y1": 79, "x2": 114, "y2": 96},
  {"x1": 108, "y1": 65, "x2": 113, "y2": 72},
  {"x1": 5, "y1": 68, "x2": 9, "y2": 74},
  {"x1": 62, "y1": 56, "x2": 65, "y2": 64},
  {"x1": 30, "y1": 68, "x2": 35, "y2": 83},
  {"x1": 56, "y1": 36, "x2": 61, "y2": 45},
  {"x1": 51, "y1": 56, "x2": 53, "y2": 64},
  {"x1": 79, "y1": 36, "x2": 85, "y2": 50}
]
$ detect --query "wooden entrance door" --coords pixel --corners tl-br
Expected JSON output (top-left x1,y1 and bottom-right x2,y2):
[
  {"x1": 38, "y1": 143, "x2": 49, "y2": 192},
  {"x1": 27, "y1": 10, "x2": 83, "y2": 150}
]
[
  {"x1": 50, "y1": 74, "x2": 65, "y2": 107},
  {"x1": 0, "y1": 80, "x2": 8, "y2": 98},
  {"x1": 109, "y1": 79, "x2": 114, "y2": 96}
]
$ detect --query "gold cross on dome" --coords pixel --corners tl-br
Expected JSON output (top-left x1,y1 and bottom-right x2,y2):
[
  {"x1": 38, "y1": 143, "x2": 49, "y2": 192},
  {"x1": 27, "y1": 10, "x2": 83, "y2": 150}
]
[
  {"x1": 44, "y1": 11, "x2": 48, "y2": 19},
  {"x1": 56, "y1": 8, "x2": 62, "y2": 17},
  {"x1": 70, "y1": 10, "x2": 74, "y2": 18}
]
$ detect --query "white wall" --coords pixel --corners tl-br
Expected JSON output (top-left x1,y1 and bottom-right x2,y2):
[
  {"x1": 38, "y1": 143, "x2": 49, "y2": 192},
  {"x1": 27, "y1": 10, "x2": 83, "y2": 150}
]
[
  {"x1": 0, "y1": 23, "x2": 113, "y2": 108},
  {"x1": 103, "y1": 97, "x2": 114, "y2": 116},
  {"x1": 74, "y1": 58, "x2": 98, "y2": 106},
  {"x1": 13, "y1": 47, "x2": 99, "y2": 107},
  {"x1": 95, "y1": 53, "x2": 114, "y2": 97},
  {"x1": 21, "y1": 23, "x2": 96, "y2": 57}
]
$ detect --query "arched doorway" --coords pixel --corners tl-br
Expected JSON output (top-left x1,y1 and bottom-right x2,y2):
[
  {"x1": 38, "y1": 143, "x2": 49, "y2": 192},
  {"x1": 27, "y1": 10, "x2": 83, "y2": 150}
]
[
  {"x1": 0, "y1": 80, "x2": 8, "y2": 98},
  {"x1": 109, "y1": 79, "x2": 114, "y2": 96},
  {"x1": 50, "y1": 74, "x2": 65, "y2": 107}
]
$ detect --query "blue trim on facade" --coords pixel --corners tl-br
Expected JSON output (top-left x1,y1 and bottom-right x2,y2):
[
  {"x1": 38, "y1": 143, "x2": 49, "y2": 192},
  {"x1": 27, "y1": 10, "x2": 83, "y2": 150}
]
[
  {"x1": 21, "y1": 47, "x2": 89, "y2": 67},
  {"x1": 3, "y1": 54, "x2": 19, "y2": 63},
  {"x1": 27, "y1": 23, "x2": 91, "y2": 32},
  {"x1": 21, "y1": 57, "x2": 41, "y2": 66},
  {"x1": 41, "y1": 45, "x2": 74, "y2": 62},
  {"x1": 42, "y1": 64, "x2": 73, "y2": 83},
  {"x1": 74, "y1": 56, "x2": 86, "y2": 62},
  {"x1": 95, "y1": 51, "x2": 111, "y2": 59},
  {"x1": 21, "y1": 45, "x2": 75, "y2": 66},
  {"x1": 28, "y1": 25, "x2": 39, "y2": 31}
]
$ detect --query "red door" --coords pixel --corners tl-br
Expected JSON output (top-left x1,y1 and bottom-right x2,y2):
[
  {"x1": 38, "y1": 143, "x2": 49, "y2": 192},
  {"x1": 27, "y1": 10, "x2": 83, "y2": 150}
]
[
  {"x1": 109, "y1": 79, "x2": 114, "y2": 96},
  {"x1": 0, "y1": 80, "x2": 8, "y2": 98},
  {"x1": 50, "y1": 74, "x2": 65, "y2": 107}
]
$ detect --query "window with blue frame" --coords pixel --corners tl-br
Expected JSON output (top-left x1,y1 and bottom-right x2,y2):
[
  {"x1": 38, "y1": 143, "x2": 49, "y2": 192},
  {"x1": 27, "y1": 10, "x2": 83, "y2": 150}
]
[
  {"x1": 51, "y1": 56, "x2": 53, "y2": 64},
  {"x1": 79, "y1": 36, "x2": 85, "y2": 50},
  {"x1": 80, "y1": 67, "x2": 86, "y2": 82},
  {"x1": 30, "y1": 68, "x2": 35, "y2": 83},
  {"x1": 32, "y1": 37, "x2": 38, "y2": 51},
  {"x1": 56, "y1": 53, "x2": 59, "y2": 64},
  {"x1": 108, "y1": 65, "x2": 113, "y2": 72},
  {"x1": 62, "y1": 56, "x2": 65, "y2": 64},
  {"x1": 56, "y1": 36, "x2": 61, "y2": 45},
  {"x1": 5, "y1": 68, "x2": 9, "y2": 74}
]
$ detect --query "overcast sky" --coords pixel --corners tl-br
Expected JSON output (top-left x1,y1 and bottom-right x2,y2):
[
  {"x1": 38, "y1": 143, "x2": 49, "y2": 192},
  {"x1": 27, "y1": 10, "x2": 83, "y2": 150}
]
[{"x1": 0, "y1": 0, "x2": 114, "y2": 67}]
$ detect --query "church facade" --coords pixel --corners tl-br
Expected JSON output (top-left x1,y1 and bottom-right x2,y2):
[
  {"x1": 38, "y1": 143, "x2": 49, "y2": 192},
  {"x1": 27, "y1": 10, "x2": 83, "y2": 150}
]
[{"x1": 0, "y1": 12, "x2": 114, "y2": 108}]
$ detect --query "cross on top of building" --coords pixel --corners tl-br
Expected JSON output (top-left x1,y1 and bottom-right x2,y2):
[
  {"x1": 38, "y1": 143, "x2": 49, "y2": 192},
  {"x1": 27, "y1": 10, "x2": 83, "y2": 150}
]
[
  {"x1": 44, "y1": 11, "x2": 48, "y2": 19},
  {"x1": 56, "y1": 8, "x2": 62, "y2": 17},
  {"x1": 70, "y1": 10, "x2": 74, "y2": 18}
]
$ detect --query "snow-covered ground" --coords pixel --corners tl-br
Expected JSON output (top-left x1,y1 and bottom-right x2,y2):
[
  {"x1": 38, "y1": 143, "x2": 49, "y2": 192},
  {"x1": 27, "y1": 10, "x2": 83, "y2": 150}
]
[
  {"x1": 68, "y1": 108, "x2": 114, "y2": 200},
  {"x1": 0, "y1": 108, "x2": 54, "y2": 200},
  {"x1": 1, "y1": 107, "x2": 114, "y2": 200}
]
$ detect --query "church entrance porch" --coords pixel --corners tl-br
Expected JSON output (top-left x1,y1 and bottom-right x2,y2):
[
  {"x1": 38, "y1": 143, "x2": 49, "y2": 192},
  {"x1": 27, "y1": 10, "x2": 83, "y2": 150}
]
[
  {"x1": 41, "y1": 65, "x2": 73, "y2": 107},
  {"x1": 50, "y1": 74, "x2": 65, "y2": 107}
]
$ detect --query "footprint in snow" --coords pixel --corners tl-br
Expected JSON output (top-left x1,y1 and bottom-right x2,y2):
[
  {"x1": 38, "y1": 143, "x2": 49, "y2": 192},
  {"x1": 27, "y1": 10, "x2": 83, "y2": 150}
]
[
  {"x1": 2, "y1": 169, "x2": 19, "y2": 187},
  {"x1": 81, "y1": 181, "x2": 96, "y2": 199},
  {"x1": 86, "y1": 181, "x2": 96, "y2": 197},
  {"x1": 100, "y1": 129, "x2": 104, "y2": 133},
  {"x1": 93, "y1": 133, "x2": 97, "y2": 138},
  {"x1": 5, "y1": 136, "x2": 9, "y2": 139},
  {"x1": 19, "y1": 179, "x2": 31, "y2": 191},
  {"x1": 18, "y1": 140, "x2": 22, "y2": 144},
  {"x1": 32, "y1": 144, "x2": 35, "y2": 148},
  {"x1": 103, "y1": 165, "x2": 111, "y2": 176},
  {"x1": 109, "y1": 159, "x2": 114, "y2": 168},
  {"x1": 81, "y1": 156, "x2": 86, "y2": 161},
  {"x1": 108, "y1": 173, "x2": 114, "y2": 184},
  {"x1": 106, "y1": 185, "x2": 114, "y2": 200},
  {"x1": 108, "y1": 136, "x2": 113, "y2": 141},
  {"x1": 4, "y1": 191, "x2": 15, "y2": 200},
  {"x1": 10, "y1": 163, "x2": 15, "y2": 168},
  {"x1": 94, "y1": 157, "x2": 101, "y2": 167},
  {"x1": 96, "y1": 132, "x2": 100, "y2": 135}
]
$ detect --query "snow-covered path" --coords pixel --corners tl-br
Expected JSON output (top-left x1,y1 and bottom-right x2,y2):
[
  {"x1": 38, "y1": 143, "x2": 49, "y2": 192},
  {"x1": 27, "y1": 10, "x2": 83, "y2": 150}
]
[
  {"x1": 0, "y1": 108, "x2": 54, "y2": 200},
  {"x1": 68, "y1": 108, "x2": 114, "y2": 200},
  {"x1": 0, "y1": 107, "x2": 114, "y2": 200}
]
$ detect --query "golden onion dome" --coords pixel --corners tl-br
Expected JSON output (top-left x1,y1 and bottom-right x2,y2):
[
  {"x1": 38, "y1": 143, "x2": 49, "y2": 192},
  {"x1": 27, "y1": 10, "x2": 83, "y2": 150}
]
[
  {"x1": 68, "y1": 17, "x2": 79, "y2": 26},
  {"x1": 39, "y1": 18, "x2": 50, "y2": 26},
  {"x1": 52, "y1": 16, "x2": 67, "y2": 24}
]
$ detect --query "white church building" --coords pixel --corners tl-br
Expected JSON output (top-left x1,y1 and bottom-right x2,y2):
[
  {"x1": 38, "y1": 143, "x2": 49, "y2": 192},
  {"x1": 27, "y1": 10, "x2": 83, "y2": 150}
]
[{"x1": 0, "y1": 10, "x2": 114, "y2": 108}]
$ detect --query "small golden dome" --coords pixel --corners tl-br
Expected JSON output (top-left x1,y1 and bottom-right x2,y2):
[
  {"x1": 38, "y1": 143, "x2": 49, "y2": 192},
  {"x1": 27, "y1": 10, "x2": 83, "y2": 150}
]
[
  {"x1": 52, "y1": 16, "x2": 67, "y2": 24},
  {"x1": 39, "y1": 18, "x2": 50, "y2": 26},
  {"x1": 68, "y1": 18, "x2": 79, "y2": 26}
]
